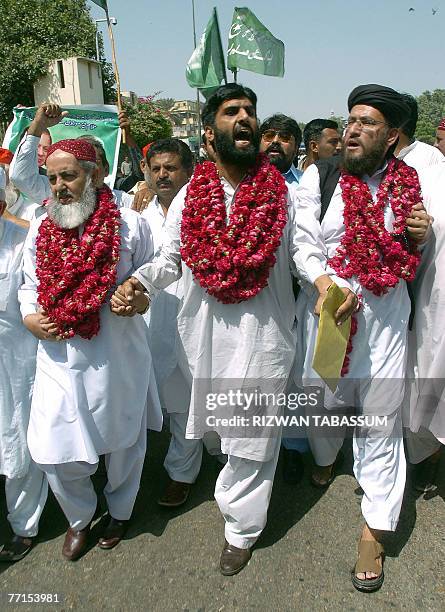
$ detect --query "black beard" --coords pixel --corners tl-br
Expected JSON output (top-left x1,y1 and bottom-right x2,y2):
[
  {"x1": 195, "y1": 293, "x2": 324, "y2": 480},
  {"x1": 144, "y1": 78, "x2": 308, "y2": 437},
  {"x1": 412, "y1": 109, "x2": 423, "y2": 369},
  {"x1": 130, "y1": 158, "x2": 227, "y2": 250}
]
[
  {"x1": 341, "y1": 136, "x2": 388, "y2": 176},
  {"x1": 268, "y1": 155, "x2": 291, "y2": 173},
  {"x1": 213, "y1": 126, "x2": 259, "y2": 167}
]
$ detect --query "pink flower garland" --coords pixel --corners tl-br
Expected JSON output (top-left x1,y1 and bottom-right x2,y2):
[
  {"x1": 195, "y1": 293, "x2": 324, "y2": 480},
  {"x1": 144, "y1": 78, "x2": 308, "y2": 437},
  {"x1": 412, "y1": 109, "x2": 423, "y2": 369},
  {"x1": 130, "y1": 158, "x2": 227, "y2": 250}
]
[
  {"x1": 328, "y1": 157, "x2": 421, "y2": 296},
  {"x1": 180, "y1": 154, "x2": 288, "y2": 304},
  {"x1": 36, "y1": 186, "x2": 121, "y2": 339}
]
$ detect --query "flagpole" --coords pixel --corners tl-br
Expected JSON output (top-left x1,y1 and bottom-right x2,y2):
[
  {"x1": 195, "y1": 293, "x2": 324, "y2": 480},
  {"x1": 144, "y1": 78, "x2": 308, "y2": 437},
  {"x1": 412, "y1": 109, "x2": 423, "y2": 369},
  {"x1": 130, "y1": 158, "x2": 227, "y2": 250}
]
[
  {"x1": 191, "y1": 0, "x2": 202, "y2": 153},
  {"x1": 104, "y1": 6, "x2": 126, "y2": 143}
]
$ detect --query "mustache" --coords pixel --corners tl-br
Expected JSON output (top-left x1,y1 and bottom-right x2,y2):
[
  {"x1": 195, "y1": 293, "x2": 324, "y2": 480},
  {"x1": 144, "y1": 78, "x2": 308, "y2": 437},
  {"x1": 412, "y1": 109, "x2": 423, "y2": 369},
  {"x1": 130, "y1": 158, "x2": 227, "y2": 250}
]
[
  {"x1": 56, "y1": 188, "x2": 74, "y2": 200},
  {"x1": 266, "y1": 143, "x2": 285, "y2": 156},
  {"x1": 156, "y1": 179, "x2": 173, "y2": 187}
]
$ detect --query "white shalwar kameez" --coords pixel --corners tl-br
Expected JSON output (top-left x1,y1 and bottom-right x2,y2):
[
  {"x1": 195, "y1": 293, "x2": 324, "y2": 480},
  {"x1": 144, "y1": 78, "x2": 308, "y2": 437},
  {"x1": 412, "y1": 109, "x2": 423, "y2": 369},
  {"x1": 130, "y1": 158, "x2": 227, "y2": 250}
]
[
  {"x1": 134, "y1": 178, "x2": 300, "y2": 548},
  {"x1": 404, "y1": 165, "x2": 445, "y2": 463},
  {"x1": 19, "y1": 208, "x2": 162, "y2": 530},
  {"x1": 293, "y1": 163, "x2": 408, "y2": 531},
  {"x1": 0, "y1": 219, "x2": 47, "y2": 538},
  {"x1": 10, "y1": 135, "x2": 134, "y2": 209},
  {"x1": 141, "y1": 196, "x2": 207, "y2": 484},
  {"x1": 397, "y1": 140, "x2": 444, "y2": 173}
]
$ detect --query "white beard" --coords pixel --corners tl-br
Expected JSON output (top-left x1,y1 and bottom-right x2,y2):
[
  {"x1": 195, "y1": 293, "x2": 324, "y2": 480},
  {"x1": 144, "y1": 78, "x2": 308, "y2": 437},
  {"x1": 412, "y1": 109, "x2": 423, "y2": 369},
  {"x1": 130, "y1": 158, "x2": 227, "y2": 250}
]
[{"x1": 46, "y1": 179, "x2": 97, "y2": 229}]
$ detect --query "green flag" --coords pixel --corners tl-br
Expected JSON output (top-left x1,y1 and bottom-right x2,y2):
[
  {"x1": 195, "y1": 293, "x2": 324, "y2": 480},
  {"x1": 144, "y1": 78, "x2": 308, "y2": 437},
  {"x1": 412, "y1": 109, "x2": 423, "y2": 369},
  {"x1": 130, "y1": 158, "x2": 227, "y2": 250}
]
[
  {"x1": 227, "y1": 7, "x2": 285, "y2": 77},
  {"x1": 186, "y1": 8, "x2": 227, "y2": 89},
  {"x1": 90, "y1": 0, "x2": 108, "y2": 10}
]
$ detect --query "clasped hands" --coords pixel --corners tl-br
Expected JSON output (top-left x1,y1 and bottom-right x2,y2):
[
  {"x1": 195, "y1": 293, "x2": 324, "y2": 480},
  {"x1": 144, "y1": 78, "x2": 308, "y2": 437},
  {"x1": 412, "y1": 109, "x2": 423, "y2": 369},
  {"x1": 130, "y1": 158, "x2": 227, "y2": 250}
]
[{"x1": 110, "y1": 277, "x2": 149, "y2": 317}]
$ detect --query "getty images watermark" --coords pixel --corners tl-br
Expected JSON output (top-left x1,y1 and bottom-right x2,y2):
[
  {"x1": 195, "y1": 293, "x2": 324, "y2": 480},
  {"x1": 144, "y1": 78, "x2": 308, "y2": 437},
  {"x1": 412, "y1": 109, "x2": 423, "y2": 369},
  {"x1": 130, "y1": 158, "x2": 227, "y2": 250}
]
[
  {"x1": 204, "y1": 389, "x2": 388, "y2": 430},
  {"x1": 188, "y1": 379, "x2": 404, "y2": 439}
]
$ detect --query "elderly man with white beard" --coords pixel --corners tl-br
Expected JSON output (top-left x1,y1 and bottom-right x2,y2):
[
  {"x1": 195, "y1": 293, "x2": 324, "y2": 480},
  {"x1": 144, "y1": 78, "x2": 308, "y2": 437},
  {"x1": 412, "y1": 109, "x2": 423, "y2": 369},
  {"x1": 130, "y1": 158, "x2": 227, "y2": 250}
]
[{"x1": 19, "y1": 139, "x2": 162, "y2": 561}]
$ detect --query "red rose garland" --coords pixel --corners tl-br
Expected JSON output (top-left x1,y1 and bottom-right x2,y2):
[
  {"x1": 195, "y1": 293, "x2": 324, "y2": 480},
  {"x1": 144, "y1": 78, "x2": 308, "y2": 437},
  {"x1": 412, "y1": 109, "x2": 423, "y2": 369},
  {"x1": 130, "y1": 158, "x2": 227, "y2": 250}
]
[
  {"x1": 36, "y1": 185, "x2": 121, "y2": 339},
  {"x1": 328, "y1": 157, "x2": 421, "y2": 296},
  {"x1": 180, "y1": 155, "x2": 288, "y2": 304},
  {"x1": 328, "y1": 158, "x2": 422, "y2": 375}
]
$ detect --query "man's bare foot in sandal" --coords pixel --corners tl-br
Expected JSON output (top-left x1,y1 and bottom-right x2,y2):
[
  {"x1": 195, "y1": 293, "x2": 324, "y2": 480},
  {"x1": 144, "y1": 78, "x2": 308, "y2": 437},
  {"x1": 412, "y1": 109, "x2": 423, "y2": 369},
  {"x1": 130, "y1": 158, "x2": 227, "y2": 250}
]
[
  {"x1": 311, "y1": 452, "x2": 343, "y2": 488},
  {"x1": 351, "y1": 524, "x2": 385, "y2": 592},
  {"x1": 311, "y1": 463, "x2": 334, "y2": 488}
]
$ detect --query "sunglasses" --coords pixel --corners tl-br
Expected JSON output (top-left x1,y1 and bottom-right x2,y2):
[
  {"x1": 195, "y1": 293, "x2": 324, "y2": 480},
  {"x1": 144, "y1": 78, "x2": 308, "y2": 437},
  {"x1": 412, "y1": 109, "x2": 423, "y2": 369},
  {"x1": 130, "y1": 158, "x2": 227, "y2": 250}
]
[{"x1": 261, "y1": 129, "x2": 294, "y2": 143}]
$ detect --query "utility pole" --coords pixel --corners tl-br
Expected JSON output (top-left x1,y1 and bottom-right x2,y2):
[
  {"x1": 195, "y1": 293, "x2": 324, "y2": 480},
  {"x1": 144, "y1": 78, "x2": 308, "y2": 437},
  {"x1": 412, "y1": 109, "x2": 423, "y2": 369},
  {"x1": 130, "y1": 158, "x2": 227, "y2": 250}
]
[{"x1": 191, "y1": 0, "x2": 202, "y2": 154}]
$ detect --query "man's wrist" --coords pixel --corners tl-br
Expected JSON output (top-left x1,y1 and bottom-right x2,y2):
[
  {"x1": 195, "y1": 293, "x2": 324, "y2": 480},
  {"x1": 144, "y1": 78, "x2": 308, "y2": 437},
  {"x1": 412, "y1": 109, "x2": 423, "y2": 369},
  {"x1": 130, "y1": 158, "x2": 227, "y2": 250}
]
[
  {"x1": 27, "y1": 121, "x2": 44, "y2": 137},
  {"x1": 314, "y1": 274, "x2": 333, "y2": 294}
]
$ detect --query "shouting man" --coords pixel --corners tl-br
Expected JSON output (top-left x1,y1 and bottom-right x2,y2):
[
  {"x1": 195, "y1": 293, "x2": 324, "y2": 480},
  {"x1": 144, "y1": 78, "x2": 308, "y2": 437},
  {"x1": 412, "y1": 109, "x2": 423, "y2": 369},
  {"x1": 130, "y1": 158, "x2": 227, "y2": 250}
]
[{"x1": 111, "y1": 84, "x2": 356, "y2": 575}]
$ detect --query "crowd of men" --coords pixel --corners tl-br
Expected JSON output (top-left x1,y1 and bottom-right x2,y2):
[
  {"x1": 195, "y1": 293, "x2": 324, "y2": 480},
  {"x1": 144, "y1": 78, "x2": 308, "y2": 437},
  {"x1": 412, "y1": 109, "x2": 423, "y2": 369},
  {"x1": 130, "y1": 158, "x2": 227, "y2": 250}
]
[{"x1": 0, "y1": 82, "x2": 443, "y2": 594}]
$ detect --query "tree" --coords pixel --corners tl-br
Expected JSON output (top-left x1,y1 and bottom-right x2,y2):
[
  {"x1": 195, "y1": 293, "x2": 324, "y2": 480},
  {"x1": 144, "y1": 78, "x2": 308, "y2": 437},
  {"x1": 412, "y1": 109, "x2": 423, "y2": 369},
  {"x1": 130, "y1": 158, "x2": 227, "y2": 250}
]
[
  {"x1": 156, "y1": 97, "x2": 176, "y2": 112},
  {"x1": 416, "y1": 89, "x2": 445, "y2": 144},
  {"x1": 0, "y1": 0, "x2": 115, "y2": 127},
  {"x1": 124, "y1": 96, "x2": 173, "y2": 148}
]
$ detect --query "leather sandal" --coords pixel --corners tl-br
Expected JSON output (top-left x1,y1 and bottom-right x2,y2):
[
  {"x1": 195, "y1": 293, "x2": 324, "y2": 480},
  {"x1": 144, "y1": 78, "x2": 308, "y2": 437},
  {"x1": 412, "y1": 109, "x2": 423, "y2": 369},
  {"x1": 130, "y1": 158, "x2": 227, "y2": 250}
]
[
  {"x1": 351, "y1": 540, "x2": 385, "y2": 592},
  {"x1": 0, "y1": 535, "x2": 33, "y2": 562},
  {"x1": 311, "y1": 451, "x2": 343, "y2": 489}
]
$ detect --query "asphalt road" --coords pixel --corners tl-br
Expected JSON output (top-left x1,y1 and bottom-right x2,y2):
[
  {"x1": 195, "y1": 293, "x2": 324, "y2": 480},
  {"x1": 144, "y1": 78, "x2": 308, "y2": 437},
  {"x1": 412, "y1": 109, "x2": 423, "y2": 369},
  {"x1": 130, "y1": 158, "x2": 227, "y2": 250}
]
[{"x1": 1, "y1": 432, "x2": 444, "y2": 612}]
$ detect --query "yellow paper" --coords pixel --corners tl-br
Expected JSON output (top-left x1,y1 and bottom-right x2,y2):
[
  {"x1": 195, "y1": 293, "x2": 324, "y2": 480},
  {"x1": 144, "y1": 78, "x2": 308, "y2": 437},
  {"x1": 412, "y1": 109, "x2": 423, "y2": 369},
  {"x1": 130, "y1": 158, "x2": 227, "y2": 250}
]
[{"x1": 312, "y1": 283, "x2": 351, "y2": 392}]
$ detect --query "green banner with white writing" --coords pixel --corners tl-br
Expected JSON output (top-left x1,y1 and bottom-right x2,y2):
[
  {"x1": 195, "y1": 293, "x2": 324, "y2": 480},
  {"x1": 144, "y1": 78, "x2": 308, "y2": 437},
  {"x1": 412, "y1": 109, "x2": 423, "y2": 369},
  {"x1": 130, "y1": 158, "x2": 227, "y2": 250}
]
[
  {"x1": 3, "y1": 105, "x2": 121, "y2": 187},
  {"x1": 227, "y1": 7, "x2": 285, "y2": 77}
]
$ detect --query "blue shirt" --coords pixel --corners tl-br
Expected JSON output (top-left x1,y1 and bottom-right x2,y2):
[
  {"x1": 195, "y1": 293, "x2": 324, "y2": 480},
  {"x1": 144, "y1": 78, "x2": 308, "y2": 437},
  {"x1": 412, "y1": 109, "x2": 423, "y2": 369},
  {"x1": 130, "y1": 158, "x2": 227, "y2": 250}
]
[{"x1": 283, "y1": 164, "x2": 303, "y2": 185}]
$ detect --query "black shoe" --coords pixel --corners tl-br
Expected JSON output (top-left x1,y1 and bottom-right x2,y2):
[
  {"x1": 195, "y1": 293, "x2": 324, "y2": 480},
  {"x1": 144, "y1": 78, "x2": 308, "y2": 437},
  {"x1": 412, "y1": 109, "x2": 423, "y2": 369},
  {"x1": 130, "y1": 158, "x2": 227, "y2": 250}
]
[
  {"x1": 282, "y1": 448, "x2": 304, "y2": 485},
  {"x1": 412, "y1": 455, "x2": 440, "y2": 492}
]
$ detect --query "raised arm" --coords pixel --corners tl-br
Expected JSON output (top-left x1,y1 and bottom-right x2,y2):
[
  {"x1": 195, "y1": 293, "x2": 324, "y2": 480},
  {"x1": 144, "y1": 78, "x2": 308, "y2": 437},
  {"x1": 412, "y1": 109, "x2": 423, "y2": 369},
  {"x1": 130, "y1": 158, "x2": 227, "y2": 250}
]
[{"x1": 10, "y1": 103, "x2": 68, "y2": 204}]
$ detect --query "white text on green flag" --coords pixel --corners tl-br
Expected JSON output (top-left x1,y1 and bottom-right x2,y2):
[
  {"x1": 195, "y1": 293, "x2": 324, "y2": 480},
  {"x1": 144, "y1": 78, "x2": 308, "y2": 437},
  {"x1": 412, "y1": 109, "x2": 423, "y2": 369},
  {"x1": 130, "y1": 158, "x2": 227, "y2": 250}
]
[{"x1": 227, "y1": 7, "x2": 285, "y2": 77}]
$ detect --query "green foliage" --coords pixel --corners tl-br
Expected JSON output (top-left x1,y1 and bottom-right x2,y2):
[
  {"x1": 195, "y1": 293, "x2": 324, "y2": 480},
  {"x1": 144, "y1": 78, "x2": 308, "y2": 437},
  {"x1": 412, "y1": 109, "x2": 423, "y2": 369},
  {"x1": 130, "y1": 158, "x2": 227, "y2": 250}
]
[
  {"x1": 0, "y1": 0, "x2": 116, "y2": 125},
  {"x1": 329, "y1": 115, "x2": 346, "y2": 130},
  {"x1": 156, "y1": 98, "x2": 176, "y2": 112},
  {"x1": 124, "y1": 97, "x2": 173, "y2": 149},
  {"x1": 416, "y1": 89, "x2": 445, "y2": 144}
]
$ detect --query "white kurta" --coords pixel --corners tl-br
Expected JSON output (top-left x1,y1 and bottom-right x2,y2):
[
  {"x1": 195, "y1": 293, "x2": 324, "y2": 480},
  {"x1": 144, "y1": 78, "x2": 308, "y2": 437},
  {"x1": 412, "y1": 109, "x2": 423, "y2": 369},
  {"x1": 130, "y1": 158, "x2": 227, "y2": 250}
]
[
  {"x1": 397, "y1": 140, "x2": 444, "y2": 173},
  {"x1": 405, "y1": 165, "x2": 445, "y2": 444},
  {"x1": 7, "y1": 193, "x2": 42, "y2": 221},
  {"x1": 0, "y1": 219, "x2": 38, "y2": 478},
  {"x1": 134, "y1": 178, "x2": 299, "y2": 462},
  {"x1": 293, "y1": 163, "x2": 410, "y2": 412},
  {"x1": 19, "y1": 208, "x2": 162, "y2": 465},
  {"x1": 10, "y1": 135, "x2": 133, "y2": 208},
  {"x1": 141, "y1": 196, "x2": 188, "y2": 410}
]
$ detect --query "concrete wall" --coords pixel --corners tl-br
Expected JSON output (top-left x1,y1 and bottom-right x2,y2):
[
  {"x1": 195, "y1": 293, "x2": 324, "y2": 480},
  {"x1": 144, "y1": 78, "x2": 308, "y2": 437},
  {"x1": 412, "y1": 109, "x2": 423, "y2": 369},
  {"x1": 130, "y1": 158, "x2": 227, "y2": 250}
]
[{"x1": 34, "y1": 58, "x2": 104, "y2": 106}]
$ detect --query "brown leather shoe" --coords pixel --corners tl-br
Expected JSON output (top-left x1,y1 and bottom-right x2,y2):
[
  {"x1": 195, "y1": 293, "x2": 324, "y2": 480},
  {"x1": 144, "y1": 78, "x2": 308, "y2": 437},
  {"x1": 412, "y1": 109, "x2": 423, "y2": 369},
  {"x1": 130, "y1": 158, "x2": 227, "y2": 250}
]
[
  {"x1": 62, "y1": 525, "x2": 90, "y2": 561},
  {"x1": 158, "y1": 480, "x2": 191, "y2": 507},
  {"x1": 219, "y1": 540, "x2": 252, "y2": 576},
  {"x1": 98, "y1": 516, "x2": 129, "y2": 550}
]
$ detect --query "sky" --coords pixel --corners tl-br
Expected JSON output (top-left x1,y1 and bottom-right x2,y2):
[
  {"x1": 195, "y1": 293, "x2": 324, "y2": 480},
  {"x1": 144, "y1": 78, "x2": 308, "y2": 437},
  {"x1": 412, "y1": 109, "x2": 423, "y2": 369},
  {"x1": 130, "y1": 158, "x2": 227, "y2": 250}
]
[{"x1": 90, "y1": 0, "x2": 445, "y2": 122}]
